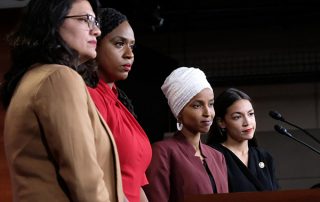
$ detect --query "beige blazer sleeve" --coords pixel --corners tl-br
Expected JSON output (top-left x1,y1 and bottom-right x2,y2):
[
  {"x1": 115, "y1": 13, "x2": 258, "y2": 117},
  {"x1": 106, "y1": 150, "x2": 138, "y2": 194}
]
[{"x1": 33, "y1": 67, "x2": 115, "y2": 201}]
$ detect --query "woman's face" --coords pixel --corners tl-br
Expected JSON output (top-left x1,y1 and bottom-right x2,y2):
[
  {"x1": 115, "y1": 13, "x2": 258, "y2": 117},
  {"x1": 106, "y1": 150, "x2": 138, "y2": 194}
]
[
  {"x1": 96, "y1": 21, "x2": 135, "y2": 83},
  {"x1": 219, "y1": 99, "x2": 256, "y2": 142},
  {"x1": 179, "y1": 88, "x2": 215, "y2": 135},
  {"x1": 59, "y1": 0, "x2": 101, "y2": 63}
]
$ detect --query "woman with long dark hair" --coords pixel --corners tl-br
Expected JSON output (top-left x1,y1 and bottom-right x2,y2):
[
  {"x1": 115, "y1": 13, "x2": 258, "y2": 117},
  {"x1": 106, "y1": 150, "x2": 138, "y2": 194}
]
[
  {"x1": 207, "y1": 88, "x2": 279, "y2": 192},
  {"x1": 1, "y1": 0, "x2": 125, "y2": 201}
]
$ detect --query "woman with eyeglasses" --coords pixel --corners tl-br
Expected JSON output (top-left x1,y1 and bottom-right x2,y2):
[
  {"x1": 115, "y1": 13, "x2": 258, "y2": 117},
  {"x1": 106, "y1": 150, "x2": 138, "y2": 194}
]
[
  {"x1": 1, "y1": 0, "x2": 125, "y2": 201},
  {"x1": 86, "y1": 8, "x2": 152, "y2": 202}
]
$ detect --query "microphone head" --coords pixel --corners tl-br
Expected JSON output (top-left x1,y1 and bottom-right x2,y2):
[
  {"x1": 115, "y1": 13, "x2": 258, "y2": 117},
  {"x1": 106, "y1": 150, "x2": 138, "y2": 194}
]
[
  {"x1": 269, "y1": 110, "x2": 284, "y2": 121},
  {"x1": 274, "y1": 124, "x2": 285, "y2": 134},
  {"x1": 274, "y1": 124, "x2": 292, "y2": 137}
]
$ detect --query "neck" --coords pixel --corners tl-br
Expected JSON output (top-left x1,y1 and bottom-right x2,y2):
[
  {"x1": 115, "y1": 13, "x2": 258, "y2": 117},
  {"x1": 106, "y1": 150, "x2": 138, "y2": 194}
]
[
  {"x1": 99, "y1": 75, "x2": 114, "y2": 89},
  {"x1": 222, "y1": 138, "x2": 249, "y2": 154},
  {"x1": 222, "y1": 138, "x2": 249, "y2": 166},
  {"x1": 101, "y1": 80, "x2": 114, "y2": 89},
  {"x1": 180, "y1": 130, "x2": 201, "y2": 151},
  {"x1": 107, "y1": 82, "x2": 114, "y2": 88}
]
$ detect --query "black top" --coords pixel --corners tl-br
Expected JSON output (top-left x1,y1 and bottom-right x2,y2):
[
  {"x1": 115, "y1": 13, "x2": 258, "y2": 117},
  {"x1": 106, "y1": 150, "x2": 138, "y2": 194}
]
[
  {"x1": 209, "y1": 143, "x2": 279, "y2": 192},
  {"x1": 202, "y1": 160, "x2": 217, "y2": 193}
]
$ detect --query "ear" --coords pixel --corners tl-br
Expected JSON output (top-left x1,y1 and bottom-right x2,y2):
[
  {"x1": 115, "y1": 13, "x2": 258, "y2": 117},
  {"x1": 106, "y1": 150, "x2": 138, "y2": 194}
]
[{"x1": 217, "y1": 117, "x2": 226, "y2": 129}]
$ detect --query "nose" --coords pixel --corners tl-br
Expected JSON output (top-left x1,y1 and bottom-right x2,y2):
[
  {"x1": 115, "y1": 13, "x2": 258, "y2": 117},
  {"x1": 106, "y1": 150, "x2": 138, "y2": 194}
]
[
  {"x1": 203, "y1": 106, "x2": 214, "y2": 117},
  {"x1": 90, "y1": 26, "x2": 101, "y2": 37},
  {"x1": 124, "y1": 45, "x2": 134, "y2": 59},
  {"x1": 243, "y1": 116, "x2": 249, "y2": 126}
]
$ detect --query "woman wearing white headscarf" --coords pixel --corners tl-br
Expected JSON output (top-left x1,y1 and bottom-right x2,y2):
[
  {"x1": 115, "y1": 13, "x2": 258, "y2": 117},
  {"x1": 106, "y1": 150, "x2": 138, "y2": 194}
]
[{"x1": 143, "y1": 67, "x2": 229, "y2": 202}]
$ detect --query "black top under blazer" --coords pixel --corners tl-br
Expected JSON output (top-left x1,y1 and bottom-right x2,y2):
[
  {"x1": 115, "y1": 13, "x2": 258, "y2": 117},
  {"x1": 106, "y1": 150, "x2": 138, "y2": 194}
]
[{"x1": 210, "y1": 143, "x2": 279, "y2": 192}]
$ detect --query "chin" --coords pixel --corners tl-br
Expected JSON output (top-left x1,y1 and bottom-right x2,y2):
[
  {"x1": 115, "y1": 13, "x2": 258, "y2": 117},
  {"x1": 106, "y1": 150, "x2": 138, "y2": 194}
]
[
  {"x1": 88, "y1": 52, "x2": 97, "y2": 59},
  {"x1": 120, "y1": 74, "x2": 129, "y2": 80},
  {"x1": 200, "y1": 129, "x2": 210, "y2": 134},
  {"x1": 247, "y1": 134, "x2": 255, "y2": 140}
]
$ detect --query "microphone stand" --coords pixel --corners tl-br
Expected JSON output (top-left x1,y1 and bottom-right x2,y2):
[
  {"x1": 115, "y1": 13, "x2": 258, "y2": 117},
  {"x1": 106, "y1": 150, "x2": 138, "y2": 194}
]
[
  {"x1": 269, "y1": 110, "x2": 320, "y2": 145},
  {"x1": 282, "y1": 119, "x2": 320, "y2": 145},
  {"x1": 274, "y1": 124, "x2": 320, "y2": 156}
]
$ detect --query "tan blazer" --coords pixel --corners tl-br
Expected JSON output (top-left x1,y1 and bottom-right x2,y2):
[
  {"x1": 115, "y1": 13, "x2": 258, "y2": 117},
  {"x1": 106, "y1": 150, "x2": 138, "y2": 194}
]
[{"x1": 4, "y1": 64, "x2": 125, "y2": 202}]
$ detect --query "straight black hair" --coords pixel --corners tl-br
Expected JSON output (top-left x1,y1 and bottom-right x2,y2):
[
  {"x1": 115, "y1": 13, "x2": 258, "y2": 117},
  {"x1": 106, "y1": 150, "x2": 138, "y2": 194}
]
[{"x1": 207, "y1": 88, "x2": 258, "y2": 147}]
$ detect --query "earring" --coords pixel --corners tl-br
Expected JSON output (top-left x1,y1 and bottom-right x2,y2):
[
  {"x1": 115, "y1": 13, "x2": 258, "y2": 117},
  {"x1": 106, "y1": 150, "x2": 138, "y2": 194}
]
[
  {"x1": 219, "y1": 128, "x2": 226, "y2": 136},
  {"x1": 176, "y1": 122, "x2": 183, "y2": 131}
]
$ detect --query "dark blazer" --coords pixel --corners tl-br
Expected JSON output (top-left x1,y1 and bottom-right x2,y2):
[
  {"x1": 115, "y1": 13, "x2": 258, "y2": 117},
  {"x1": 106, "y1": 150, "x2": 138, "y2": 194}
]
[
  {"x1": 210, "y1": 143, "x2": 279, "y2": 192},
  {"x1": 144, "y1": 133, "x2": 228, "y2": 202}
]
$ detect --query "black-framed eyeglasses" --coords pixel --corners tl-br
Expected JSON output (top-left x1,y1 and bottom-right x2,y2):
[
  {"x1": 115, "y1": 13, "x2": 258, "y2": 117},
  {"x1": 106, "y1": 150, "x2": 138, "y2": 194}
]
[{"x1": 64, "y1": 14, "x2": 100, "y2": 30}]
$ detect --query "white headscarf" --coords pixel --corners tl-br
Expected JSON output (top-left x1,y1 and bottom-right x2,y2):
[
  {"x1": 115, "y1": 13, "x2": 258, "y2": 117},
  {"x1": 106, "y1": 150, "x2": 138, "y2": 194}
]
[{"x1": 161, "y1": 67, "x2": 212, "y2": 118}]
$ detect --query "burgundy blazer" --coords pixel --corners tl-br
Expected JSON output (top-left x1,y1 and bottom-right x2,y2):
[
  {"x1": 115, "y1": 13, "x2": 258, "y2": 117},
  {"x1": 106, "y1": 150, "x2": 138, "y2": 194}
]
[{"x1": 144, "y1": 133, "x2": 228, "y2": 202}]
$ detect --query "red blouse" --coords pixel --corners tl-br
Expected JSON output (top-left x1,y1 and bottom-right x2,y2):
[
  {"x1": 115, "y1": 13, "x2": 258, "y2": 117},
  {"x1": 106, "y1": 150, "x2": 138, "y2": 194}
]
[{"x1": 88, "y1": 79, "x2": 152, "y2": 202}]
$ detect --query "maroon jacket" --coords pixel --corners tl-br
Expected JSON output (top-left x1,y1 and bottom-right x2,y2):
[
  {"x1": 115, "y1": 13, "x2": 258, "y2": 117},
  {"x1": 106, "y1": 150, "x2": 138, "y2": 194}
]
[{"x1": 144, "y1": 132, "x2": 228, "y2": 202}]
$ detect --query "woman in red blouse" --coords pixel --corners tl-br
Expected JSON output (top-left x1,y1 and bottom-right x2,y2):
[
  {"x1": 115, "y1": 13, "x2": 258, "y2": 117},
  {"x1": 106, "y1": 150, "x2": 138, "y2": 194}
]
[{"x1": 87, "y1": 8, "x2": 152, "y2": 202}]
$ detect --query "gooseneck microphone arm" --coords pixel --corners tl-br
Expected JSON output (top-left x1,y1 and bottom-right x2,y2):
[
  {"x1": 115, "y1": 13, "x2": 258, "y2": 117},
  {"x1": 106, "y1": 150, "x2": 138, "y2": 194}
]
[
  {"x1": 274, "y1": 124, "x2": 320, "y2": 156},
  {"x1": 269, "y1": 110, "x2": 320, "y2": 145}
]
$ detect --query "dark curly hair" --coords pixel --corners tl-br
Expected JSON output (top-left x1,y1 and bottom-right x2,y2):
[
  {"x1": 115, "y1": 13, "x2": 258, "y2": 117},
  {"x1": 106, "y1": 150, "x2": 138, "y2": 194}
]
[
  {"x1": 99, "y1": 7, "x2": 127, "y2": 39},
  {"x1": 83, "y1": 7, "x2": 128, "y2": 87},
  {"x1": 84, "y1": 7, "x2": 137, "y2": 117},
  {"x1": 0, "y1": 0, "x2": 100, "y2": 108},
  {"x1": 207, "y1": 88, "x2": 258, "y2": 147}
]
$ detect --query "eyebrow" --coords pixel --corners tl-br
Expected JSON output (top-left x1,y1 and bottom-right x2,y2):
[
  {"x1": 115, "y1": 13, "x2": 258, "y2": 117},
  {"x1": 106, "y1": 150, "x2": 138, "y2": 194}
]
[
  {"x1": 111, "y1": 36, "x2": 135, "y2": 43},
  {"x1": 192, "y1": 98, "x2": 214, "y2": 103},
  {"x1": 65, "y1": 13, "x2": 96, "y2": 18},
  {"x1": 231, "y1": 109, "x2": 254, "y2": 114}
]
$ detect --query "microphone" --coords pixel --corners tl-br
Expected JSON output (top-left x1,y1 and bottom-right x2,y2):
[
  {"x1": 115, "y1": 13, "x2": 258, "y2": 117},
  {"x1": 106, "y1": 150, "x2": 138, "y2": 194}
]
[
  {"x1": 274, "y1": 124, "x2": 320, "y2": 156},
  {"x1": 269, "y1": 110, "x2": 320, "y2": 145},
  {"x1": 269, "y1": 110, "x2": 284, "y2": 121}
]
